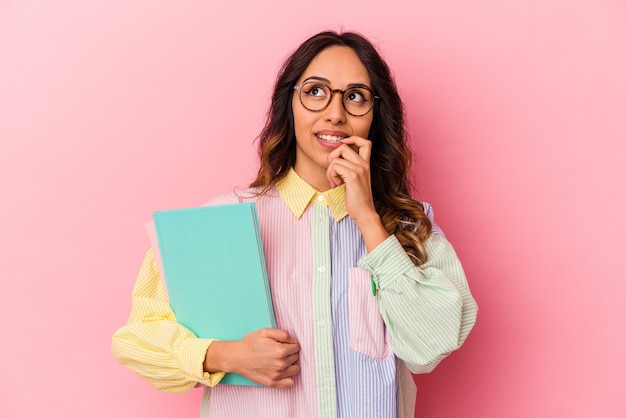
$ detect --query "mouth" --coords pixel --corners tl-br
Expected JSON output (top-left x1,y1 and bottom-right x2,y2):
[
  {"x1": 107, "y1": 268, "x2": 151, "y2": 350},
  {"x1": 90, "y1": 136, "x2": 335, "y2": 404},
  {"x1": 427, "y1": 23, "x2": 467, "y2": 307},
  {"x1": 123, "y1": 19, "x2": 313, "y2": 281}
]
[{"x1": 316, "y1": 133, "x2": 346, "y2": 143}]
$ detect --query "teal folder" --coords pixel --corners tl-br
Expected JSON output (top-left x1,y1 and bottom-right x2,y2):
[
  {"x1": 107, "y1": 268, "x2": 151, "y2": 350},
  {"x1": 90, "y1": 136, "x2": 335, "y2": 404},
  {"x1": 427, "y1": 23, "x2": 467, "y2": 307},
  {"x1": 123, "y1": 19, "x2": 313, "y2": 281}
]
[{"x1": 152, "y1": 203, "x2": 275, "y2": 386}]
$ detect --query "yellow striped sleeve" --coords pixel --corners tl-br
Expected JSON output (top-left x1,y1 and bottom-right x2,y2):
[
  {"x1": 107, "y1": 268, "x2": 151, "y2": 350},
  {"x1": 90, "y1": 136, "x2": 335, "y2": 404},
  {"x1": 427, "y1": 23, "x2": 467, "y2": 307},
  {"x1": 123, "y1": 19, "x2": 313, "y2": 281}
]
[{"x1": 111, "y1": 249, "x2": 225, "y2": 392}]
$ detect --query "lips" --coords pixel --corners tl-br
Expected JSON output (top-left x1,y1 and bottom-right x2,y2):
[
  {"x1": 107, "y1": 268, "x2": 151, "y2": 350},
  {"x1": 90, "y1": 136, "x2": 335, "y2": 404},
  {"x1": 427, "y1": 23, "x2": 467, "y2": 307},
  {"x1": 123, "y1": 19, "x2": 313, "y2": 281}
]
[
  {"x1": 315, "y1": 130, "x2": 349, "y2": 144},
  {"x1": 316, "y1": 134, "x2": 344, "y2": 143}
]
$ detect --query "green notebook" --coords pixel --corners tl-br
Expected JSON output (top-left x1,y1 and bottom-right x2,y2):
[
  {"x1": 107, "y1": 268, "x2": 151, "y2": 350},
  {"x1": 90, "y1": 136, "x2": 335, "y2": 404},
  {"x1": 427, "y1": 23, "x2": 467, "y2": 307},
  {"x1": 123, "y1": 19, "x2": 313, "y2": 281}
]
[{"x1": 152, "y1": 202, "x2": 275, "y2": 386}]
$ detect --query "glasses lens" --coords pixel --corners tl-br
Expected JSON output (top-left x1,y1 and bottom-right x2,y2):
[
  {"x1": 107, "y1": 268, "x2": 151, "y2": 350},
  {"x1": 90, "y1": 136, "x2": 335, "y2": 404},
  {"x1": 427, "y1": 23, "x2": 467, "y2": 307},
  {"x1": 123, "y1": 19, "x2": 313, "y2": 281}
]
[
  {"x1": 297, "y1": 81, "x2": 375, "y2": 116},
  {"x1": 299, "y1": 82, "x2": 332, "y2": 112},
  {"x1": 343, "y1": 87, "x2": 374, "y2": 116}
]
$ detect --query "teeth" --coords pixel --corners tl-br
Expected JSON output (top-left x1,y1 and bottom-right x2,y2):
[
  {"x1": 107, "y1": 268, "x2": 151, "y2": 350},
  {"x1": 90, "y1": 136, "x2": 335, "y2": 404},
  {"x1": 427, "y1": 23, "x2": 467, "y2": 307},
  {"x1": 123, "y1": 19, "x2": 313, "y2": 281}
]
[{"x1": 317, "y1": 134, "x2": 344, "y2": 143}]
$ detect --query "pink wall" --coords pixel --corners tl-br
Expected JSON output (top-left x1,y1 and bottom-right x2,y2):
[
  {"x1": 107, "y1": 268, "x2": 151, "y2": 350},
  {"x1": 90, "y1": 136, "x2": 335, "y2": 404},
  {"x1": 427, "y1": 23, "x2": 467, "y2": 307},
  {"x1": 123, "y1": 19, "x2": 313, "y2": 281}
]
[{"x1": 1, "y1": 1, "x2": 625, "y2": 417}]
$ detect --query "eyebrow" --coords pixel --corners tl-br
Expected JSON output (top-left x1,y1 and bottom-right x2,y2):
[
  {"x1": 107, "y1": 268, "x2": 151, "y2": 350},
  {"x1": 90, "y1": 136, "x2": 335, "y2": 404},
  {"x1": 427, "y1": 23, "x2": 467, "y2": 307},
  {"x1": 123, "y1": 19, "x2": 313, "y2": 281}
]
[{"x1": 302, "y1": 76, "x2": 372, "y2": 90}]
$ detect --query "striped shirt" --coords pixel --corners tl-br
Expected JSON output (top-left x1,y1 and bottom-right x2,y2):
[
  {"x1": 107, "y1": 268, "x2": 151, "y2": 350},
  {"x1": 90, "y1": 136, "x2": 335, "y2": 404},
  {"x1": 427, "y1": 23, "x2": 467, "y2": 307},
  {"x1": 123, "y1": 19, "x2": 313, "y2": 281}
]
[{"x1": 112, "y1": 169, "x2": 477, "y2": 418}]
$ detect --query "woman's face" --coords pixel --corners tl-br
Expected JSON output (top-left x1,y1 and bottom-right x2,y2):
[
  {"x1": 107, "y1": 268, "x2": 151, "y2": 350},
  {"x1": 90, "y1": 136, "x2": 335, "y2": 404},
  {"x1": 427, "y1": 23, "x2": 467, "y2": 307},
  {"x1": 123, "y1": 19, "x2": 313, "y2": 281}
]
[{"x1": 291, "y1": 45, "x2": 374, "y2": 191}]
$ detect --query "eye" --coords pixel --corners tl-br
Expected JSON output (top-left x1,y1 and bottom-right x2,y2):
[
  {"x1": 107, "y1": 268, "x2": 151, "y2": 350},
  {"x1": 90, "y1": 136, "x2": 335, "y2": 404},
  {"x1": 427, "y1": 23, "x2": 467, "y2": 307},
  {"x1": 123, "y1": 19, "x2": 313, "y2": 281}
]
[
  {"x1": 345, "y1": 88, "x2": 367, "y2": 104},
  {"x1": 302, "y1": 83, "x2": 329, "y2": 98}
]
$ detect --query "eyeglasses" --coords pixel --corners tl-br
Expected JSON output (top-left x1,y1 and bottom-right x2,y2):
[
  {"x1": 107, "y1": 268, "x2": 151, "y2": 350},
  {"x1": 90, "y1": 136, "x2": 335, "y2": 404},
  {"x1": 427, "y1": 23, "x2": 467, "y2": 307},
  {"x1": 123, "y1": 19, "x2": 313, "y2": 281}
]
[{"x1": 293, "y1": 80, "x2": 378, "y2": 117}]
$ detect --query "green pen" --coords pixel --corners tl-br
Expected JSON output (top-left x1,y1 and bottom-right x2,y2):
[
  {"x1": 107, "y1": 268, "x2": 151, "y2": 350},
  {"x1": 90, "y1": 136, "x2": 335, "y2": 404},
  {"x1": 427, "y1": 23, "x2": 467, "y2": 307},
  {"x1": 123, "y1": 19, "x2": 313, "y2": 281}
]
[{"x1": 371, "y1": 275, "x2": 377, "y2": 296}]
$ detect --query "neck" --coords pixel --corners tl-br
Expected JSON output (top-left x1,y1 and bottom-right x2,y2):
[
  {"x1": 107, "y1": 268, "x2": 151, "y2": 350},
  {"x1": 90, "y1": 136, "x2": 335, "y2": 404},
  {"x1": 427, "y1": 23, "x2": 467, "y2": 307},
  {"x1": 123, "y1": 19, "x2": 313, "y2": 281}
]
[{"x1": 292, "y1": 165, "x2": 330, "y2": 192}]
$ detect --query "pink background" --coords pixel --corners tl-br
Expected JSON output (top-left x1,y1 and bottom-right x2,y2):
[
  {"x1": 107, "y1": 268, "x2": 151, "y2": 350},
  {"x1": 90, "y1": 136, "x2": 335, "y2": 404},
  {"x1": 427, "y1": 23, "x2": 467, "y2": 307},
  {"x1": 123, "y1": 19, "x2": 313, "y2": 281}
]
[{"x1": 1, "y1": 1, "x2": 625, "y2": 417}]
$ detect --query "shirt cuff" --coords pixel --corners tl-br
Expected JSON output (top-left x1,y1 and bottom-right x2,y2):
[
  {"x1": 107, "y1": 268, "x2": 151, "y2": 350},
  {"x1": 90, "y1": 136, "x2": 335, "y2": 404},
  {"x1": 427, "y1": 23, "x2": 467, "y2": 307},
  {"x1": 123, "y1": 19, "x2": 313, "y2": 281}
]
[
  {"x1": 179, "y1": 338, "x2": 226, "y2": 387},
  {"x1": 357, "y1": 235, "x2": 415, "y2": 290}
]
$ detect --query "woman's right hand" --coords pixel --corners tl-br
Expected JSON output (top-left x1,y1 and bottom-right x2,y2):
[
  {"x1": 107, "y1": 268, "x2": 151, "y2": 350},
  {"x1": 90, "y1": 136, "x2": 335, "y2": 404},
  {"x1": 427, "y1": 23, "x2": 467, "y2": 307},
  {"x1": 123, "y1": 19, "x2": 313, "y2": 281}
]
[{"x1": 203, "y1": 328, "x2": 300, "y2": 388}]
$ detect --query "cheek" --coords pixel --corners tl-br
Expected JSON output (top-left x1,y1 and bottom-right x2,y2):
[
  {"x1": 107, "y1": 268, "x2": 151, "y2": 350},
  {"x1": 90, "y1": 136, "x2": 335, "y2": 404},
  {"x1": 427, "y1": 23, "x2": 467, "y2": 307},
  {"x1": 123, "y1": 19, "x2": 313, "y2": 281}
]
[
  {"x1": 356, "y1": 117, "x2": 373, "y2": 138},
  {"x1": 292, "y1": 106, "x2": 317, "y2": 138}
]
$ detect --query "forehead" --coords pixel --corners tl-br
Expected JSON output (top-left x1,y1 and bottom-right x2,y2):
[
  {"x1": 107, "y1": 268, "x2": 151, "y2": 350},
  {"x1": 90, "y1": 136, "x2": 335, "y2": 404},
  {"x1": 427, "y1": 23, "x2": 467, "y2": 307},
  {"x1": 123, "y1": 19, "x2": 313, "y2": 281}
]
[{"x1": 298, "y1": 45, "x2": 371, "y2": 87}]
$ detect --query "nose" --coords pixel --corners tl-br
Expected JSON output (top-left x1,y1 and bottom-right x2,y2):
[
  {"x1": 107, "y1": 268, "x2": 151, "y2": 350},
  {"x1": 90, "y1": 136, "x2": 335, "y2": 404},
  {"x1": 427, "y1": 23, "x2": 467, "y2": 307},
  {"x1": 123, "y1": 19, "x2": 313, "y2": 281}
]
[{"x1": 323, "y1": 90, "x2": 347, "y2": 124}]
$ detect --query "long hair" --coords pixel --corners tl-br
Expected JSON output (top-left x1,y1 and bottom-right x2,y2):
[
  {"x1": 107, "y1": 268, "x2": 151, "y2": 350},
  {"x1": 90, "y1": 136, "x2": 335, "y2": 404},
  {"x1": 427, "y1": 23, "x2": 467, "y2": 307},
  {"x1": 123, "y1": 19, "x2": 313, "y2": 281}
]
[{"x1": 250, "y1": 31, "x2": 432, "y2": 265}]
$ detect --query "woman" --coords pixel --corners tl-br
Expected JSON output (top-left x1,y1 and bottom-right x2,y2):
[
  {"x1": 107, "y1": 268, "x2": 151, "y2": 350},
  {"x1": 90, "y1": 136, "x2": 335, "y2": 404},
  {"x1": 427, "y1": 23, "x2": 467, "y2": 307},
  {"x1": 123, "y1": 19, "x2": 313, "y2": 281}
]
[{"x1": 112, "y1": 30, "x2": 477, "y2": 418}]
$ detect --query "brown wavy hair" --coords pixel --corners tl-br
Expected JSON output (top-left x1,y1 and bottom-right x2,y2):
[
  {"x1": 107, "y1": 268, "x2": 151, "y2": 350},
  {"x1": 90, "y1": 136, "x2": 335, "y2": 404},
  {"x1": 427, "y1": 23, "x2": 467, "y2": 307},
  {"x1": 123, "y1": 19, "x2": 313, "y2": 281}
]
[{"x1": 250, "y1": 31, "x2": 432, "y2": 265}]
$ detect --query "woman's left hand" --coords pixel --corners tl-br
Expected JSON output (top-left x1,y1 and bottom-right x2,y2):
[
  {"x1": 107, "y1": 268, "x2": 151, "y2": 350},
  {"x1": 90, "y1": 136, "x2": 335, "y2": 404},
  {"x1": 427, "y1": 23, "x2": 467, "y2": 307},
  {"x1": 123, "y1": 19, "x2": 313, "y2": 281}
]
[{"x1": 326, "y1": 136, "x2": 389, "y2": 251}]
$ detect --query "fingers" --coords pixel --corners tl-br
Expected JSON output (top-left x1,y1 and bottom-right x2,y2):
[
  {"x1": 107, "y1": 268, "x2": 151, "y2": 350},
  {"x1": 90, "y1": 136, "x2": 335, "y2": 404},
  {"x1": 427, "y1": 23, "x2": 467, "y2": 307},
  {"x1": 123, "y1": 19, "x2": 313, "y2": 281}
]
[
  {"x1": 259, "y1": 328, "x2": 297, "y2": 344},
  {"x1": 235, "y1": 328, "x2": 301, "y2": 388},
  {"x1": 255, "y1": 328, "x2": 301, "y2": 363},
  {"x1": 325, "y1": 136, "x2": 371, "y2": 189},
  {"x1": 254, "y1": 329, "x2": 301, "y2": 389},
  {"x1": 282, "y1": 351, "x2": 300, "y2": 368},
  {"x1": 326, "y1": 152, "x2": 369, "y2": 189},
  {"x1": 270, "y1": 364, "x2": 301, "y2": 388},
  {"x1": 263, "y1": 364, "x2": 302, "y2": 388},
  {"x1": 340, "y1": 135, "x2": 372, "y2": 162},
  {"x1": 327, "y1": 136, "x2": 371, "y2": 165},
  {"x1": 265, "y1": 351, "x2": 299, "y2": 377},
  {"x1": 327, "y1": 168, "x2": 343, "y2": 189}
]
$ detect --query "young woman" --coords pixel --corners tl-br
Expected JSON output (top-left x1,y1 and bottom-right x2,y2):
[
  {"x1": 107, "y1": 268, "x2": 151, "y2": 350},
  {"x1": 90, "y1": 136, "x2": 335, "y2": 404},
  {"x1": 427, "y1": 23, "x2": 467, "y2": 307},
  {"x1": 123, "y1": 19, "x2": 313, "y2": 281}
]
[{"x1": 112, "y1": 31, "x2": 478, "y2": 418}]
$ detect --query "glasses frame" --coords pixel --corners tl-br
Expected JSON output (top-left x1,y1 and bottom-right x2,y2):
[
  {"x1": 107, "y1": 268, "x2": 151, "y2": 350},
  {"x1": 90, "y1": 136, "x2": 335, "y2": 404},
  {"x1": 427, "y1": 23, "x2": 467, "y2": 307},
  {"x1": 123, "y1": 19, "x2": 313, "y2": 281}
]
[{"x1": 293, "y1": 82, "x2": 379, "y2": 117}]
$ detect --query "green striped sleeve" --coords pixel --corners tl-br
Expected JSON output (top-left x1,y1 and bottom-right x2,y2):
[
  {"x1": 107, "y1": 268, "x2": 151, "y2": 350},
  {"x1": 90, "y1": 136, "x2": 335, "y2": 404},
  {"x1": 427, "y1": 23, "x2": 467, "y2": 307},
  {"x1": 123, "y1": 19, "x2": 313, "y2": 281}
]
[{"x1": 358, "y1": 234, "x2": 478, "y2": 373}]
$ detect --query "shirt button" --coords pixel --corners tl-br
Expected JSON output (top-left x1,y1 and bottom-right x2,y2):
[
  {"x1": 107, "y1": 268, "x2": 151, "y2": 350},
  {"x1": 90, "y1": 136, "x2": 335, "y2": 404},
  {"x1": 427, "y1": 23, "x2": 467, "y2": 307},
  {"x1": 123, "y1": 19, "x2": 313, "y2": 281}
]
[
  {"x1": 322, "y1": 378, "x2": 330, "y2": 386},
  {"x1": 318, "y1": 320, "x2": 326, "y2": 328},
  {"x1": 318, "y1": 266, "x2": 325, "y2": 273},
  {"x1": 317, "y1": 195, "x2": 325, "y2": 202}
]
